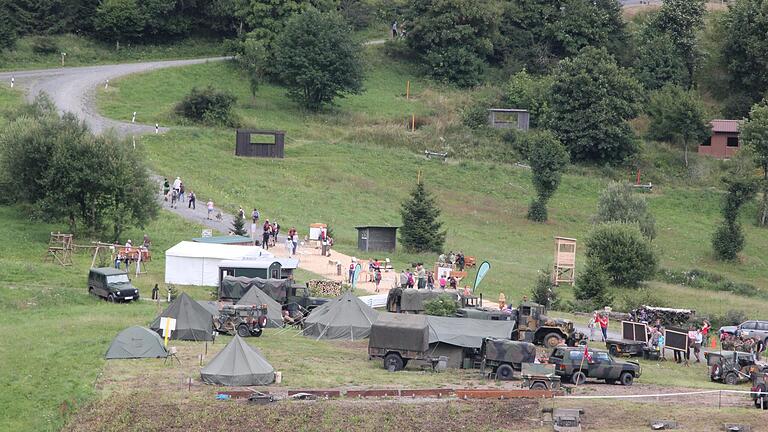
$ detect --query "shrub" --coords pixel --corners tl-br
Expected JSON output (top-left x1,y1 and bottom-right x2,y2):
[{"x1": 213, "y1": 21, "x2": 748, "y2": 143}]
[
  {"x1": 709, "y1": 309, "x2": 748, "y2": 330},
  {"x1": 30, "y1": 36, "x2": 59, "y2": 54},
  {"x1": 585, "y1": 223, "x2": 658, "y2": 287},
  {"x1": 526, "y1": 199, "x2": 547, "y2": 222},
  {"x1": 526, "y1": 131, "x2": 569, "y2": 222},
  {"x1": 531, "y1": 269, "x2": 559, "y2": 309},
  {"x1": 657, "y1": 268, "x2": 764, "y2": 298},
  {"x1": 574, "y1": 264, "x2": 613, "y2": 307},
  {"x1": 503, "y1": 70, "x2": 552, "y2": 128},
  {"x1": 594, "y1": 182, "x2": 656, "y2": 239},
  {"x1": 461, "y1": 99, "x2": 492, "y2": 129},
  {"x1": 175, "y1": 86, "x2": 237, "y2": 126},
  {"x1": 424, "y1": 294, "x2": 458, "y2": 316},
  {"x1": 711, "y1": 221, "x2": 745, "y2": 261}
]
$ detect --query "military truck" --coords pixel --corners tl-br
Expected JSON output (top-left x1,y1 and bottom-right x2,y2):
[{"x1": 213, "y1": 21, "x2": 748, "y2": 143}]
[
  {"x1": 458, "y1": 301, "x2": 584, "y2": 348},
  {"x1": 218, "y1": 276, "x2": 328, "y2": 312},
  {"x1": 213, "y1": 304, "x2": 268, "y2": 337},
  {"x1": 368, "y1": 313, "x2": 433, "y2": 371},
  {"x1": 548, "y1": 346, "x2": 642, "y2": 386},
  {"x1": 88, "y1": 267, "x2": 140, "y2": 302},
  {"x1": 706, "y1": 350, "x2": 763, "y2": 385},
  {"x1": 480, "y1": 337, "x2": 537, "y2": 380}
]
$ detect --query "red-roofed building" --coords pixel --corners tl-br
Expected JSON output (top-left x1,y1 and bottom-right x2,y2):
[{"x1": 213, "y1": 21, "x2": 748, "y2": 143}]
[{"x1": 698, "y1": 119, "x2": 742, "y2": 159}]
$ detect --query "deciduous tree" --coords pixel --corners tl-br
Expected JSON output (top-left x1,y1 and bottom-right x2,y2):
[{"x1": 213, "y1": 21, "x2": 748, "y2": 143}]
[
  {"x1": 654, "y1": 0, "x2": 706, "y2": 87},
  {"x1": 646, "y1": 85, "x2": 711, "y2": 167},
  {"x1": 740, "y1": 100, "x2": 768, "y2": 225},
  {"x1": 526, "y1": 131, "x2": 569, "y2": 222},
  {"x1": 594, "y1": 182, "x2": 656, "y2": 240}
]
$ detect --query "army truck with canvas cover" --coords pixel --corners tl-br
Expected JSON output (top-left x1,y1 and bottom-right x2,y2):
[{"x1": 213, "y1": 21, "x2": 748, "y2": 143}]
[
  {"x1": 219, "y1": 276, "x2": 328, "y2": 312},
  {"x1": 368, "y1": 313, "x2": 431, "y2": 371},
  {"x1": 458, "y1": 301, "x2": 583, "y2": 348},
  {"x1": 549, "y1": 346, "x2": 641, "y2": 386},
  {"x1": 480, "y1": 337, "x2": 537, "y2": 380}
]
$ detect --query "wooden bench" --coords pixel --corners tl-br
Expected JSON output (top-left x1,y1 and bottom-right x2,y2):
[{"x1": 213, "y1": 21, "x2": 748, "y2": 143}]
[{"x1": 424, "y1": 150, "x2": 448, "y2": 161}]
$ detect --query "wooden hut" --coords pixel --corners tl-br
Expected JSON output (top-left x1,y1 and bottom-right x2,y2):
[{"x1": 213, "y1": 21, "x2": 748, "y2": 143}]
[
  {"x1": 356, "y1": 226, "x2": 398, "y2": 252},
  {"x1": 235, "y1": 129, "x2": 285, "y2": 158},
  {"x1": 698, "y1": 120, "x2": 741, "y2": 159}
]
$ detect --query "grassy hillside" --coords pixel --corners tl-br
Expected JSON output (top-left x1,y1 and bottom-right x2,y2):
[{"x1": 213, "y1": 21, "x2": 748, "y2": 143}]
[{"x1": 97, "y1": 48, "x2": 768, "y2": 317}]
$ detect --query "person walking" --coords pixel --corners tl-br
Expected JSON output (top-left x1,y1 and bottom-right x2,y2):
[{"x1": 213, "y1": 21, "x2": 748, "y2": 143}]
[
  {"x1": 170, "y1": 189, "x2": 178, "y2": 208},
  {"x1": 427, "y1": 271, "x2": 435, "y2": 290},
  {"x1": 597, "y1": 313, "x2": 609, "y2": 342},
  {"x1": 374, "y1": 268, "x2": 382, "y2": 293},
  {"x1": 391, "y1": 20, "x2": 398, "y2": 38},
  {"x1": 457, "y1": 252, "x2": 465, "y2": 271},
  {"x1": 262, "y1": 220, "x2": 271, "y2": 249},
  {"x1": 399, "y1": 270, "x2": 408, "y2": 289},
  {"x1": 188, "y1": 191, "x2": 196, "y2": 209},
  {"x1": 178, "y1": 182, "x2": 185, "y2": 202},
  {"x1": 251, "y1": 208, "x2": 260, "y2": 224},
  {"x1": 162, "y1": 178, "x2": 170, "y2": 201},
  {"x1": 206, "y1": 200, "x2": 214, "y2": 219},
  {"x1": 416, "y1": 264, "x2": 426, "y2": 289},
  {"x1": 238, "y1": 206, "x2": 245, "y2": 220},
  {"x1": 151, "y1": 284, "x2": 159, "y2": 300},
  {"x1": 348, "y1": 261, "x2": 356, "y2": 284}
]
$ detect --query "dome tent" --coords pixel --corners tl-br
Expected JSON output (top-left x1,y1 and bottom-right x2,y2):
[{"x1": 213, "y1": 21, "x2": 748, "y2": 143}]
[
  {"x1": 302, "y1": 291, "x2": 378, "y2": 340},
  {"x1": 150, "y1": 292, "x2": 214, "y2": 341},
  {"x1": 105, "y1": 326, "x2": 168, "y2": 359},
  {"x1": 200, "y1": 335, "x2": 275, "y2": 386},
  {"x1": 236, "y1": 286, "x2": 284, "y2": 328}
]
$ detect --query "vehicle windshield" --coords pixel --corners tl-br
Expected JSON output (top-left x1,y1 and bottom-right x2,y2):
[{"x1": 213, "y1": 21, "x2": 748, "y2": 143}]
[
  {"x1": 106, "y1": 274, "x2": 130, "y2": 284},
  {"x1": 595, "y1": 352, "x2": 610, "y2": 362}
]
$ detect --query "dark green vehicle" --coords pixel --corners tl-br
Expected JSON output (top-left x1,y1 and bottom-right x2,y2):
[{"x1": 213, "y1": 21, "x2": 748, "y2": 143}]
[
  {"x1": 480, "y1": 337, "x2": 537, "y2": 380},
  {"x1": 549, "y1": 346, "x2": 641, "y2": 386},
  {"x1": 88, "y1": 267, "x2": 139, "y2": 302}
]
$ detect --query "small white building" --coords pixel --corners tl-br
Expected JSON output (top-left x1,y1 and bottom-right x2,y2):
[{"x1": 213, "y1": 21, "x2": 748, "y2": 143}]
[{"x1": 165, "y1": 241, "x2": 272, "y2": 286}]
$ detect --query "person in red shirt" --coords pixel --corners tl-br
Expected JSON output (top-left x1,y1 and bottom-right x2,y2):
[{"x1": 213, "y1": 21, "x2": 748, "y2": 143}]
[
  {"x1": 701, "y1": 319, "x2": 711, "y2": 346},
  {"x1": 597, "y1": 313, "x2": 609, "y2": 341}
]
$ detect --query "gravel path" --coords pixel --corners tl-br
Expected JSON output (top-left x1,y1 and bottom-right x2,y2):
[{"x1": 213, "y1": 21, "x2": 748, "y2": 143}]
[{"x1": 0, "y1": 57, "x2": 228, "y2": 136}]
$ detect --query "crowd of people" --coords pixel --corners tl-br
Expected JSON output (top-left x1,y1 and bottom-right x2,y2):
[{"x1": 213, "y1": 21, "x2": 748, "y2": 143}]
[{"x1": 437, "y1": 251, "x2": 466, "y2": 271}]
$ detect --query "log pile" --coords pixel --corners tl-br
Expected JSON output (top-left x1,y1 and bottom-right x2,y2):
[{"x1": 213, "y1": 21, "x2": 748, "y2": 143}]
[
  {"x1": 307, "y1": 280, "x2": 343, "y2": 297},
  {"x1": 630, "y1": 306, "x2": 694, "y2": 327}
]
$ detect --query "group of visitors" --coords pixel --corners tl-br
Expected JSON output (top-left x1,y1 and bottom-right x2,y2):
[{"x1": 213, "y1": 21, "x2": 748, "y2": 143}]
[
  {"x1": 437, "y1": 251, "x2": 466, "y2": 271},
  {"x1": 113, "y1": 236, "x2": 151, "y2": 270},
  {"x1": 587, "y1": 310, "x2": 611, "y2": 342},
  {"x1": 163, "y1": 176, "x2": 198, "y2": 210},
  {"x1": 398, "y1": 265, "x2": 457, "y2": 291},
  {"x1": 721, "y1": 331, "x2": 765, "y2": 360},
  {"x1": 364, "y1": 259, "x2": 384, "y2": 293},
  {"x1": 261, "y1": 219, "x2": 280, "y2": 249}
]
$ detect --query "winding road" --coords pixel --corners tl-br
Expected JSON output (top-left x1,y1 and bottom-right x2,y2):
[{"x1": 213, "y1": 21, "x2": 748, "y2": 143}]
[{"x1": 0, "y1": 57, "x2": 228, "y2": 136}]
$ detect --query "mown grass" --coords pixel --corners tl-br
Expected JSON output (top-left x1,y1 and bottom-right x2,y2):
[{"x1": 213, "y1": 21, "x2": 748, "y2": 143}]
[{"x1": 0, "y1": 34, "x2": 227, "y2": 71}]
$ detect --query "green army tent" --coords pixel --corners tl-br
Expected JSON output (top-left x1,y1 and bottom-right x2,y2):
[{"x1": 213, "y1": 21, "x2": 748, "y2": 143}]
[
  {"x1": 105, "y1": 326, "x2": 168, "y2": 359},
  {"x1": 150, "y1": 292, "x2": 214, "y2": 341},
  {"x1": 303, "y1": 291, "x2": 378, "y2": 340},
  {"x1": 426, "y1": 315, "x2": 517, "y2": 368},
  {"x1": 200, "y1": 335, "x2": 275, "y2": 386},
  {"x1": 219, "y1": 276, "x2": 292, "y2": 302},
  {"x1": 236, "y1": 286, "x2": 284, "y2": 328}
]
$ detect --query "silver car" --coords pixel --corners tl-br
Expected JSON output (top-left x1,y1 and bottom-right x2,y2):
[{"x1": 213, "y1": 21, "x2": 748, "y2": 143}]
[{"x1": 720, "y1": 321, "x2": 768, "y2": 344}]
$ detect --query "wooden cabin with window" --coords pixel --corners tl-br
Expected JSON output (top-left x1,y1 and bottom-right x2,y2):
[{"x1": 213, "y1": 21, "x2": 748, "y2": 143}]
[{"x1": 698, "y1": 120, "x2": 741, "y2": 159}]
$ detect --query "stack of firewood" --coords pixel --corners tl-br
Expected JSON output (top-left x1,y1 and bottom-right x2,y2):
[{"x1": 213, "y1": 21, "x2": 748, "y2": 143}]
[
  {"x1": 308, "y1": 280, "x2": 343, "y2": 297},
  {"x1": 630, "y1": 306, "x2": 694, "y2": 327}
]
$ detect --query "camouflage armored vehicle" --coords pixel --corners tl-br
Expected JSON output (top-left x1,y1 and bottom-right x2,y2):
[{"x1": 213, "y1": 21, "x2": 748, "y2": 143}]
[
  {"x1": 751, "y1": 369, "x2": 768, "y2": 409},
  {"x1": 521, "y1": 363, "x2": 561, "y2": 391},
  {"x1": 548, "y1": 346, "x2": 641, "y2": 386},
  {"x1": 213, "y1": 304, "x2": 268, "y2": 337},
  {"x1": 706, "y1": 350, "x2": 763, "y2": 385},
  {"x1": 480, "y1": 337, "x2": 537, "y2": 380}
]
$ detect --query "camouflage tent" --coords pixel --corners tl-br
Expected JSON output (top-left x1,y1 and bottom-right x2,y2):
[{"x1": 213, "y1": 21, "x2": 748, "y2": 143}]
[
  {"x1": 399, "y1": 289, "x2": 455, "y2": 313},
  {"x1": 150, "y1": 292, "x2": 214, "y2": 341},
  {"x1": 236, "y1": 286, "x2": 284, "y2": 328},
  {"x1": 105, "y1": 326, "x2": 167, "y2": 359},
  {"x1": 219, "y1": 276, "x2": 292, "y2": 302},
  {"x1": 200, "y1": 335, "x2": 275, "y2": 386},
  {"x1": 483, "y1": 337, "x2": 537, "y2": 364},
  {"x1": 303, "y1": 291, "x2": 378, "y2": 340}
]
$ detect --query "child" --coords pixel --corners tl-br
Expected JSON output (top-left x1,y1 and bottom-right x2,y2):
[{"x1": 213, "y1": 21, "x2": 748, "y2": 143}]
[
  {"x1": 658, "y1": 329, "x2": 666, "y2": 361},
  {"x1": 206, "y1": 200, "x2": 214, "y2": 219},
  {"x1": 374, "y1": 269, "x2": 382, "y2": 293}
]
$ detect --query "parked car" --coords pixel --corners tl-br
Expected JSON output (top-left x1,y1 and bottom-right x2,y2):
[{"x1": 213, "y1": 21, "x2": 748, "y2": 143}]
[
  {"x1": 87, "y1": 267, "x2": 139, "y2": 302},
  {"x1": 548, "y1": 346, "x2": 641, "y2": 386},
  {"x1": 719, "y1": 320, "x2": 768, "y2": 345}
]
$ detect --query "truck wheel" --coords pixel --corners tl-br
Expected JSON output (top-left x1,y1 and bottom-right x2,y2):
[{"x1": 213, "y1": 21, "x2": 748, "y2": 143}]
[
  {"x1": 237, "y1": 324, "x2": 250, "y2": 337},
  {"x1": 544, "y1": 332, "x2": 562, "y2": 348},
  {"x1": 724, "y1": 372, "x2": 738, "y2": 385},
  {"x1": 384, "y1": 353, "x2": 404, "y2": 372},
  {"x1": 107, "y1": 294, "x2": 115, "y2": 303},
  {"x1": 250, "y1": 326, "x2": 263, "y2": 338},
  {"x1": 620, "y1": 371, "x2": 634, "y2": 386},
  {"x1": 571, "y1": 371, "x2": 587, "y2": 385},
  {"x1": 496, "y1": 364, "x2": 514, "y2": 381},
  {"x1": 608, "y1": 345, "x2": 619, "y2": 356},
  {"x1": 530, "y1": 382, "x2": 547, "y2": 390}
]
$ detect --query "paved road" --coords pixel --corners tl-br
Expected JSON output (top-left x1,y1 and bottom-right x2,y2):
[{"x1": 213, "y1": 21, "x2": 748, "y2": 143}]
[{"x1": 0, "y1": 57, "x2": 228, "y2": 136}]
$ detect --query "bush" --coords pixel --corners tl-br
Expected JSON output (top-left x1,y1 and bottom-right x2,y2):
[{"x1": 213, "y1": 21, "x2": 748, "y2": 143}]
[
  {"x1": 424, "y1": 294, "x2": 458, "y2": 316},
  {"x1": 339, "y1": 0, "x2": 376, "y2": 30},
  {"x1": 503, "y1": 70, "x2": 552, "y2": 128},
  {"x1": 526, "y1": 199, "x2": 547, "y2": 222},
  {"x1": 711, "y1": 221, "x2": 745, "y2": 261},
  {"x1": 526, "y1": 131, "x2": 569, "y2": 222},
  {"x1": 574, "y1": 264, "x2": 613, "y2": 307},
  {"x1": 657, "y1": 268, "x2": 764, "y2": 298},
  {"x1": 709, "y1": 309, "x2": 748, "y2": 330},
  {"x1": 593, "y1": 182, "x2": 656, "y2": 239},
  {"x1": 501, "y1": 129, "x2": 531, "y2": 160},
  {"x1": 585, "y1": 223, "x2": 658, "y2": 287},
  {"x1": 461, "y1": 99, "x2": 492, "y2": 130},
  {"x1": 616, "y1": 288, "x2": 666, "y2": 313},
  {"x1": 175, "y1": 86, "x2": 237, "y2": 126},
  {"x1": 30, "y1": 36, "x2": 59, "y2": 54},
  {"x1": 531, "y1": 269, "x2": 559, "y2": 309}
]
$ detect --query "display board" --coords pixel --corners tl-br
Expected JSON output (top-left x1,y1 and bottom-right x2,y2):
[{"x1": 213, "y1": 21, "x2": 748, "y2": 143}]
[
  {"x1": 664, "y1": 328, "x2": 689, "y2": 352},
  {"x1": 621, "y1": 321, "x2": 648, "y2": 343}
]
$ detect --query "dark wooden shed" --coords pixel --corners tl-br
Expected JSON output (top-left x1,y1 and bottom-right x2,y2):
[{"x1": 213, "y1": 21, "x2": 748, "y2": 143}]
[
  {"x1": 356, "y1": 226, "x2": 399, "y2": 253},
  {"x1": 235, "y1": 129, "x2": 286, "y2": 158}
]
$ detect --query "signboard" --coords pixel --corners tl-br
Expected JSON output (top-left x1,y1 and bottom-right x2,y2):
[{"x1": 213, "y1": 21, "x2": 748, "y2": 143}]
[
  {"x1": 435, "y1": 265, "x2": 452, "y2": 281},
  {"x1": 201, "y1": 229, "x2": 213, "y2": 238},
  {"x1": 160, "y1": 316, "x2": 177, "y2": 346},
  {"x1": 621, "y1": 321, "x2": 648, "y2": 343},
  {"x1": 664, "y1": 328, "x2": 689, "y2": 352}
]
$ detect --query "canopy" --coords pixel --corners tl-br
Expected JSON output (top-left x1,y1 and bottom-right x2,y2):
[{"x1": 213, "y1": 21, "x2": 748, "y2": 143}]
[
  {"x1": 303, "y1": 291, "x2": 378, "y2": 340},
  {"x1": 200, "y1": 335, "x2": 275, "y2": 386},
  {"x1": 426, "y1": 315, "x2": 515, "y2": 349},
  {"x1": 150, "y1": 292, "x2": 214, "y2": 341},
  {"x1": 236, "y1": 286, "x2": 284, "y2": 328},
  {"x1": 219, "y1": 276, "x2": 292, "y2": 302},
  {"x1": 164, "y1": 241, "x2": 272, "y2": 286},
  {"x1": 105, "y1": 326, "x2": 167, "y2": 359}
]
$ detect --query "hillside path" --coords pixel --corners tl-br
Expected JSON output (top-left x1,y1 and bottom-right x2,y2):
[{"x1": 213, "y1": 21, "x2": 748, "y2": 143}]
[{"x1": 0, "y1": 57, "x2": 229, "y2": 136}]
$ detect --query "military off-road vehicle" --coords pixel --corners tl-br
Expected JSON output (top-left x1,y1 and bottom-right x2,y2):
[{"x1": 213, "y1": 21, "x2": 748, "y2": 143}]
[
  {"x1": 548, "y1": 346, "x2": 642, "y2": 386},
  {"x1": 751, "y1": 369, "x2": 768, "y2": 409},
  {"x1": 213, "y1": 304, "x2": 268, "y2": 337},
  {"x1": 87, "y1": 267, "x2": 140, "y2": 302},
  {"x1": 706, "y1": 350, "x2": 764, "y2": 385},
  {"x1": 458, "y1": 301, "x2": 584, "y2": 348},
  {"x1": 480, "y1": 337, "x2": 537, "y2": 380}
]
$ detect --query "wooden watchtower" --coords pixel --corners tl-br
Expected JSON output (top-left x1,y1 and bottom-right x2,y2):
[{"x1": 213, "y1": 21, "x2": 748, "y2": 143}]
[
  {"x1": 46, "y1": 232, "x2": 73, "y2": 266},
  {"x1": 553, "y1": 236, "x2": 576, "y2": 286}
]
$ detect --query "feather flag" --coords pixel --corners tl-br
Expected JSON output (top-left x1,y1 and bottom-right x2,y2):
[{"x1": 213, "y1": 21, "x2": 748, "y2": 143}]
[{"x1": 473, "y1": 261, "x2": 491, "y2": 291}]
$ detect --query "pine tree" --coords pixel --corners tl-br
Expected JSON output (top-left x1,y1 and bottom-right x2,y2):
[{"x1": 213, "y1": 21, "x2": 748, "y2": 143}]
[
  {"x1": 399, "y1": 180, "x2": 446, "y2": 253},
  {"x1": 232, "y1": 213, "x2": 247, "y2": 236}
]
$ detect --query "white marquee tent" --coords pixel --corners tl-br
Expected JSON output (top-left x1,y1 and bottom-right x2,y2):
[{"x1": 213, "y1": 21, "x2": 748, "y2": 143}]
[{"x1": 165, "y1": 241, "x2": 272, "y2": 286}]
